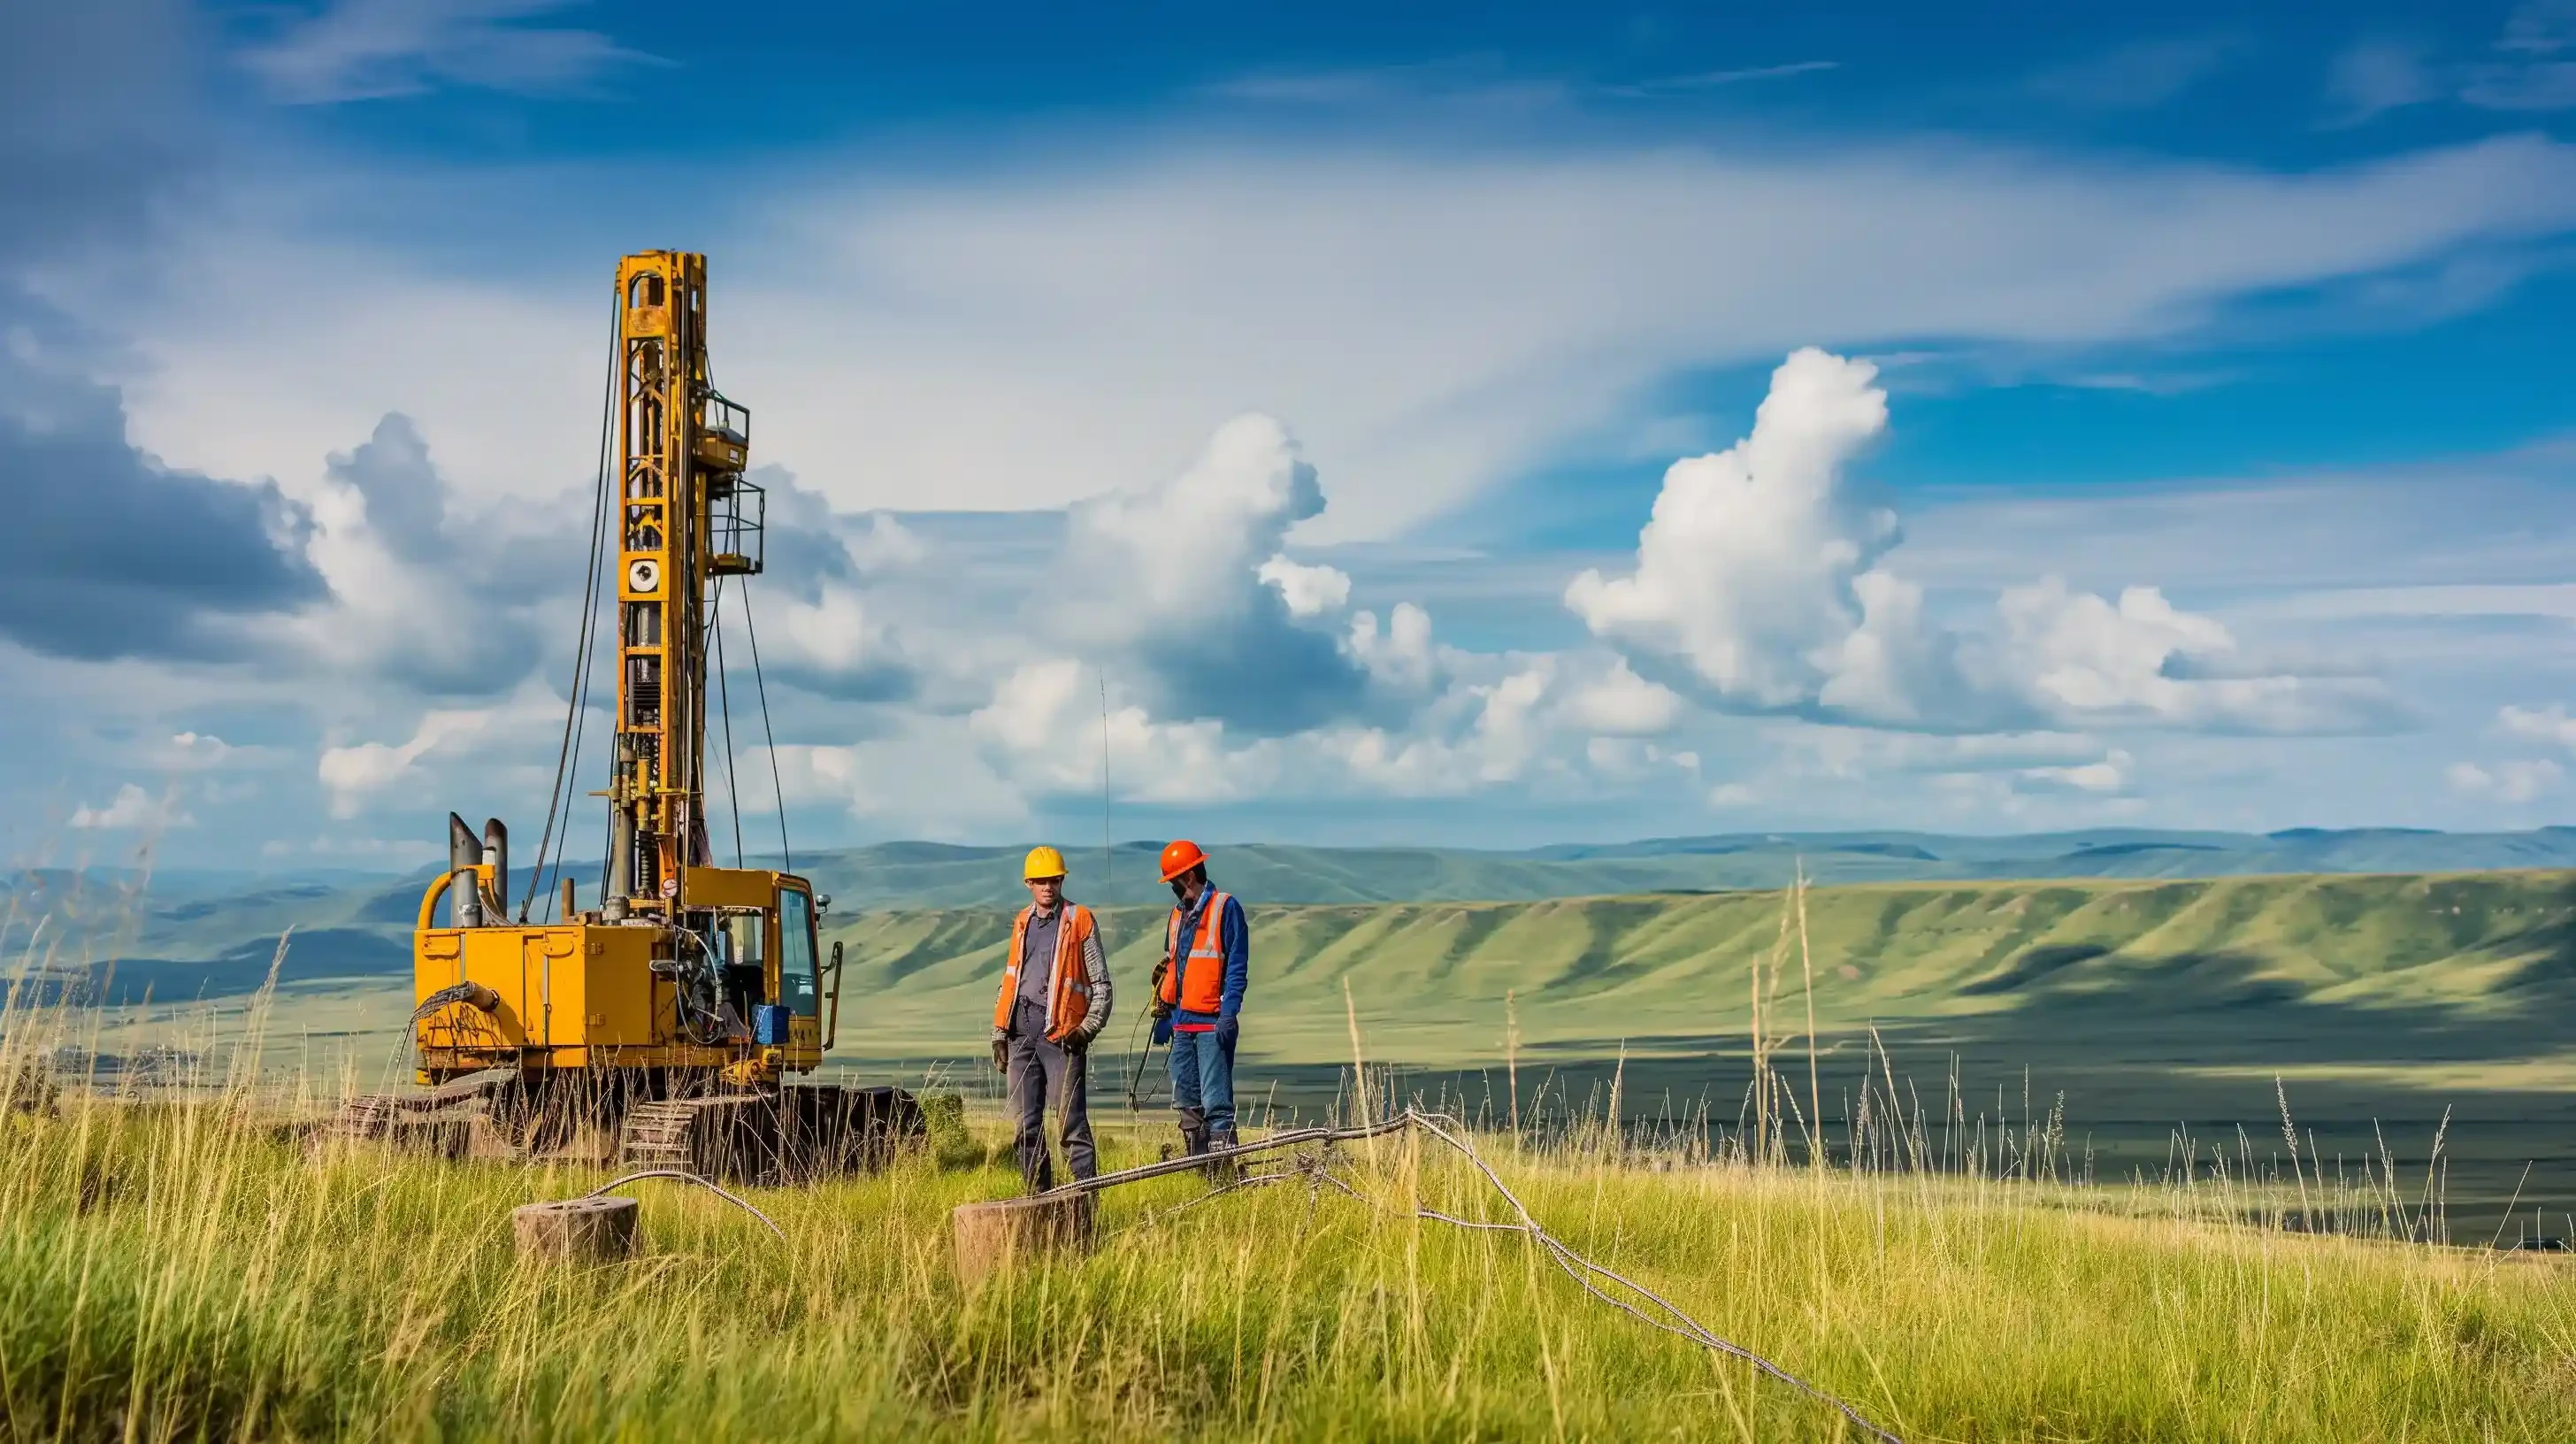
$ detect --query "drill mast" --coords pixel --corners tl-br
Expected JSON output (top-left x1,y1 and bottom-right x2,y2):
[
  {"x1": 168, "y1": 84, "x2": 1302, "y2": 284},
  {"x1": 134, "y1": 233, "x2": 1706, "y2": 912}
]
[
  {"x1": 608, "y1": 251, "x2": 761, "y2": 917},
  {"x1": 382, "y1": 250, "x2": 917, "y2": 1174}
]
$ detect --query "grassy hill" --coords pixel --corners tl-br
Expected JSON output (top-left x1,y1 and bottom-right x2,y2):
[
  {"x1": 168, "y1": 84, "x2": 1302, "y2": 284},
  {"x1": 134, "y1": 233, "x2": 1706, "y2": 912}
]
[
  {"x1": 14, "y1": 866, "x2": 2573, "y2": 1062},
  {"x1": 829, "y1": 870, "x2": 2576, "y2": 1065},
  {"x1": 16, "y1": 867, "x2": 2576, "y2": 1233}
]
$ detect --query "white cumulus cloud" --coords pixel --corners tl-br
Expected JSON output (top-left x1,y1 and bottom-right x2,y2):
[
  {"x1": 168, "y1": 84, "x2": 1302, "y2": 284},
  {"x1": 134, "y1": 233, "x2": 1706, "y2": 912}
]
[
  {"x1": 1258, "y1": 555, "x2": 1353, "y2": 618},
  {"x1": 1054, "y1": 414, "x2": 1366, "y2": 734},
  {"x1": 969, "y1": 658, "x2": 1274, "y2": 805},
  {"x1": 1571, "y1": 348, "x2": 2399, "y2": 737},
  {"x1": 1563, "y1": 658, "x2": 1684, "y2": 736},
  {"x1": 2447, "y1": 758, "x2": 2564, "y2": 803},
  {"x1": 1567, "y1": 348, "x2": 1910, "y2": 717},
  {"x1": 70, "y1": 783, "x2": 195, "y2": 831},
  {"x1": 317, "y1": 706, "x2": 494, "y2": 818},
  {"x1": 2501, "y1": 703, "x2": 2576, "y2": 750}
]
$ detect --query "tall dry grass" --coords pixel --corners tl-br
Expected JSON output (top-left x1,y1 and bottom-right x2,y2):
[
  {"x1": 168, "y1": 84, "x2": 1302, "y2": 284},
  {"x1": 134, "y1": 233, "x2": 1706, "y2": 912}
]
[
  {"x1": 6, "y1": 886, "x2": 2576, "y2": 1440},
  {"x1": 7, "y1": 1041, "x2": 2576, "y2": 1437}
]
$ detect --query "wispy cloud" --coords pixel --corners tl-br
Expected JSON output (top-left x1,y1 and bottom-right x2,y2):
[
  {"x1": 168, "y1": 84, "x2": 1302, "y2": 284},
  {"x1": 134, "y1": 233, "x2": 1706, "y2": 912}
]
[
  {"x1": 1597, "y1": 60, "x2": 1839, "y2": 98},
  {"x1": 1198, "y1": 57, "x2": 1566, "y2": 111},
  {"x1": 2323, "y1": 39, "x2": 2439, "y2": 127},
  {"x1": 1203, "y1": 54, "x2": 1838, "y2": 109},
  {"x1": 242, "y1": 0, "x2": 661, "y2": 104},
  {"x1": 2326, "y1": 4, "x2": 2576, "y2": 127},
  {"x1": 122, "y1": 128, "x2": 2576, "y2": 559},
  {"x1": 2025, "y1": 36, "x2": 2242, "y2": 111}
]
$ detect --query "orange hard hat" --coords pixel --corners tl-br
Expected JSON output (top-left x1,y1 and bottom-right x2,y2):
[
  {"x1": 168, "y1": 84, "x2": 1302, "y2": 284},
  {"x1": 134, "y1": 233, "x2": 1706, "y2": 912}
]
[{"x1": 1158, "y1": 839, "x2": 1208, "y2": 881}]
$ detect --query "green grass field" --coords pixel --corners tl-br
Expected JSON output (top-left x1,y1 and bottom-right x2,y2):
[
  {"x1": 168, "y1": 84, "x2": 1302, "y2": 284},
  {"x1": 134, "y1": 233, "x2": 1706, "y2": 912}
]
[
  {"x1": 12, "y1": 867, "x2": 2576, "y2": 1440},
  {"x1": 36, "y1": 869, "x2": 2576, "y2": 1240},
  {"x1": 7, "y1": 1071, "x2": 2576, "y2": 1442}
]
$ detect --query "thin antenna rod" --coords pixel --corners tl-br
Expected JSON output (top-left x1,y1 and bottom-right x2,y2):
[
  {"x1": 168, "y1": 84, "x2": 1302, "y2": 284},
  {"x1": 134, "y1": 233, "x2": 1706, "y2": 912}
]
[{"x1": 1099, "y1": 668, "x2": 1114, "y2": 907}]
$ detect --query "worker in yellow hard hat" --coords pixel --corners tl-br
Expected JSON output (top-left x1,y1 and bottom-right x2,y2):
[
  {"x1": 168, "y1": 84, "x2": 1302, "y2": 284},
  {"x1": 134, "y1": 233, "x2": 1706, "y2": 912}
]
[
  {"x1": 990, "y1": 845, "x2": 1111, "y2": 1192},
  {"x1": 1150, "y1": 839, "x2": 1249, "y2": 1165}
]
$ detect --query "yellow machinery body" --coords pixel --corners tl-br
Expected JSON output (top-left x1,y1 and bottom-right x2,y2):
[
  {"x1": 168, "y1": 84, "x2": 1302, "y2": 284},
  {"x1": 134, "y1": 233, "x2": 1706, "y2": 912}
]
[{"x1": 410, "y1": 868, "x2": 834, "y2": 1085}]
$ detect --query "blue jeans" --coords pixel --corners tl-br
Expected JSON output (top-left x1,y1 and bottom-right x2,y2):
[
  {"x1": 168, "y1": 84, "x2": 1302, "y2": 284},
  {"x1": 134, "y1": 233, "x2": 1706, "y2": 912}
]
[{"x1": 1168, "y1": 1027, "x2": 1237, "y2": 1135}]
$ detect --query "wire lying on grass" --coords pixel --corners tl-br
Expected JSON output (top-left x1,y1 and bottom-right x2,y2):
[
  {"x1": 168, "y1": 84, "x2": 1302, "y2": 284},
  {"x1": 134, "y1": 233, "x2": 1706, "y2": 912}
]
[
  {"x1": 579, "y1": 1169, "x2": 786, "y2": 1243},
  {"x1": 537, "y1": 1111, "x2": 1901, "y2": 1440},
  {"x1": 1050, "y1": 1108, "x2": 1907, "y2": 1444}
]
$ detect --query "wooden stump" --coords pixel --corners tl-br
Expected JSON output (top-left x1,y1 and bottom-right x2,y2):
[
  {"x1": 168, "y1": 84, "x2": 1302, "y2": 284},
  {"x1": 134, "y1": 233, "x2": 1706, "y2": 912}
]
[
  {"x1": 512, "y1": 1195, "x2": 640, "y2": 1264},
  {"x1": 952, "y1": 1193, "x2": 1095, "y2": 1285}
]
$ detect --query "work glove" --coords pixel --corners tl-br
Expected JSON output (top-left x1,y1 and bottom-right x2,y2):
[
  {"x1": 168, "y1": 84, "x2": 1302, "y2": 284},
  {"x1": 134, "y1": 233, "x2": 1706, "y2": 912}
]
[
  {"x1": 1150, "y1": 1014, "x2": 1174, "y2": 1048},
  {"x1": 991, "y1": 1037, "x2": 1008, "y2": 1074},
  {"x1": 1065, "y1": 1029, "x2": 1091, "y2": 1056},
  {"x1": 1215, "y1": 1015, "x2": 1239, "y2": 1048}
]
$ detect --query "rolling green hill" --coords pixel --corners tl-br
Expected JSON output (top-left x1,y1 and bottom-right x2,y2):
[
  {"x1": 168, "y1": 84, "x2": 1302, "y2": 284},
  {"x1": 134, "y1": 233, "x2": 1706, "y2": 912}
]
[
  {"x1": 14, "y1": 867, "x2": 2573, "y2": 1064},
  {"x1": 826, "y1": 870, "x2": 2576, "y2": 1065},
  {"x1": 19, "y1": 867, "x2": 2575, "y2": 1238},
  {"x1": 815, "y1": 871, "x2": 2576, "y2": 1231}
]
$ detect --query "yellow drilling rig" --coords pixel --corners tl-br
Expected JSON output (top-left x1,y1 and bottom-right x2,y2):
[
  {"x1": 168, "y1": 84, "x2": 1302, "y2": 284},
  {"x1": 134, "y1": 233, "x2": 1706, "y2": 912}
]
[{"x1": 333, "y1": 251, "x2": 920, "y2": 1179}]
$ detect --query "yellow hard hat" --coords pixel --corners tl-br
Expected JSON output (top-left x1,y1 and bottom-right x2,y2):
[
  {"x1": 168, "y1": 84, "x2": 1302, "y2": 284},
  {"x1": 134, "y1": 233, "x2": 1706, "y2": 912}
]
[{"x1": 1023, "y1": 845, "x2": 1068, "y2": 881}]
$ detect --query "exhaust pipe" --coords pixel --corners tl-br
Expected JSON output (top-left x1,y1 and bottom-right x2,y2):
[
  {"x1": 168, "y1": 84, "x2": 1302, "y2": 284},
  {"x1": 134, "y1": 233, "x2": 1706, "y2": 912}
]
[
  {"x1": 448, "y1": 813, "x2": 485, "y2": 928},
  {"x1": 604, "y1": 806, "x2": 634, "y2": 921},
  {"x1": 482, "y1": 818, "x2": 510, "y2": 918}
]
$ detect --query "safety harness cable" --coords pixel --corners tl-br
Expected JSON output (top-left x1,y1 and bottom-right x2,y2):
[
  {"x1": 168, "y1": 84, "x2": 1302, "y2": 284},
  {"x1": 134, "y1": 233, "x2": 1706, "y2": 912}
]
[{"x1": 1039, "y1": 1110, "x2": 1905, "y2": 1444}]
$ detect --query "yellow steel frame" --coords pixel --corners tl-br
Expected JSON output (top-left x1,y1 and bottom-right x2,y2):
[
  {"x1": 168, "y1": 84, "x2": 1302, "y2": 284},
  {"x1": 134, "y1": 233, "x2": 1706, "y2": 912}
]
[{"x1": 611, "y1": 250, "x2": 715, "y2": 916}]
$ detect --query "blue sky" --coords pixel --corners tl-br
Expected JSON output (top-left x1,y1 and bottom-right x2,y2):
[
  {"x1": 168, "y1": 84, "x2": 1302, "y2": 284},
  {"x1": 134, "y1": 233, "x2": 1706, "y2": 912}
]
[{"x1": 4, "y1": 0, "x2": 2573, "y2": 872}]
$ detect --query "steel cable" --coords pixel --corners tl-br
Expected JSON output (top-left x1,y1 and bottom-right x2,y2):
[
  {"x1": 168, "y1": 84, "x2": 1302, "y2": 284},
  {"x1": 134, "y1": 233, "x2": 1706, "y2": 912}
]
[
  {"x1": 1054, "y1": 1108, "x2": 1905, "y2": 1444},
  {"x1": 523, "y1": 285, "x2": 623, "y2": 922},
  {"x1": 710, "y1": 580, "x2": 744, "y2": 866},
  {"x1": 736, "y1": 580, "x2": 791, "y2": 875},
  {"x1": 580, "y1": 1169, "x2": 786, "y2": 1242}
]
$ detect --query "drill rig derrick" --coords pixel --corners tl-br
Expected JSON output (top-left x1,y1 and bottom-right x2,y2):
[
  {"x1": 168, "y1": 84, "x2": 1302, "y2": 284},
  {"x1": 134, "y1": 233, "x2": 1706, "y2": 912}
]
[
  {"x1": 603, "y1": 250, "x2": 756, "y2": 923},
  {"x1": 327, "y1": 252, "x2": 922, "y2": 1179}
]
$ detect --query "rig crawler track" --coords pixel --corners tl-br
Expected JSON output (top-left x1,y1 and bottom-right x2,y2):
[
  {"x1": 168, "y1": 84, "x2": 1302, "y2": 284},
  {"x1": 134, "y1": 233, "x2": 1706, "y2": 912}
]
[{"x1": 617, "y1": 1086, "x2": 925, "y2": 1184}]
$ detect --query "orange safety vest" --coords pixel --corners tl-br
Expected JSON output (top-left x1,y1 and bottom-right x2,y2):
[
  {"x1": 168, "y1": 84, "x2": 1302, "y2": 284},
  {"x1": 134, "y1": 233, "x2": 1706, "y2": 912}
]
[
  {"x1": 1156, "y1": 891, "x2": 1232, "y2": 1016},
  {"x1": 993, "y1": 903, "x2": 1098, "y2": 1043}
]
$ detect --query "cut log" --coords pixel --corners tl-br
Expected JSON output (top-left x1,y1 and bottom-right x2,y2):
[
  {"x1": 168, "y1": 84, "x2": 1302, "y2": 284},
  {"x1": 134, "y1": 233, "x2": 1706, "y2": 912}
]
[
  {"x1": 512, "y1": 1195, "x2": 640, "y2": 1264},
  {"x1": 952, "y1": 1193, "x2": 1095, "y2": 1284}
]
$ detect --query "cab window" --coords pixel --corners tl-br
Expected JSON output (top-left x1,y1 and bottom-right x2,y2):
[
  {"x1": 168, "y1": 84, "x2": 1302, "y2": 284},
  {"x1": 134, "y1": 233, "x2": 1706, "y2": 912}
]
[{"x1": 778, "y1": 888, "x2": 819, "y2": 1016}]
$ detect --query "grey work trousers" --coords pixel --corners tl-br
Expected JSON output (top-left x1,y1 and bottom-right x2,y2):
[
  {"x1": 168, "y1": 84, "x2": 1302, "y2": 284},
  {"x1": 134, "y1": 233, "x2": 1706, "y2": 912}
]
[{"x1": 1005, "y1": 998, "x2": 1096, "y2": 1194}]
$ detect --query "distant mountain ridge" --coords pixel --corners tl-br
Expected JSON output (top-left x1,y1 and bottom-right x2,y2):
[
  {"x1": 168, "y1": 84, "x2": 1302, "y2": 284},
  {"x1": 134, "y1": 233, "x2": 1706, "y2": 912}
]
[{"x1": 783, "y1": 827, "x2": 2576, "y2": 911}]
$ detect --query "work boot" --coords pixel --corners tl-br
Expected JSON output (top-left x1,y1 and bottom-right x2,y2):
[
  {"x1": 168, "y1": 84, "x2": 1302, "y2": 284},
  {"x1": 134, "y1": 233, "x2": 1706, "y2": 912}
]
[
  {"x1": 1177, "y1": 1108, "x2": 1207, "y2": 1162},
  {"x1": 1203, "y1": 1127, "x2": 1240, "y2": 1184}
]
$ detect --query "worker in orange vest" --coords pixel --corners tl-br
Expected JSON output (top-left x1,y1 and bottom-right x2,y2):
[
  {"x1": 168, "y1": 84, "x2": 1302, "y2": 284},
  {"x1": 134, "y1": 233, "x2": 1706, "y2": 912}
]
[
  {"x1": 1149, "y1": 839, "x2": 1249, "y2": 1163},
  {"x1": 991, "y1": 846, "x2": 1112, "y2": 1193}
]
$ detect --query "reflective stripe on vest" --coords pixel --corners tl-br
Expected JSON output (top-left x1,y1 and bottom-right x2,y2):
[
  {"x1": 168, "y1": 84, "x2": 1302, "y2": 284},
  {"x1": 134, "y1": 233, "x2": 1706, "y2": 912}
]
[
  {"x1": 993, "y1": 904, "x2": 1094, "y2": 1042},
  {"x1": 1156, "y1": 891, "x2": 1230, "y2": 1016}
]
